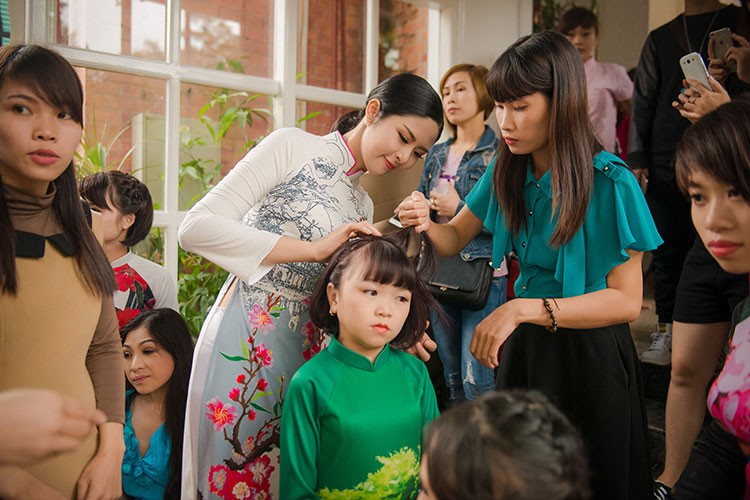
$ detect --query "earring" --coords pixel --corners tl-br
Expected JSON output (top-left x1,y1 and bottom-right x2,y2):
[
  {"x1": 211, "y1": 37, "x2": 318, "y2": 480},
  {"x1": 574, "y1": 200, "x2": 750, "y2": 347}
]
[{"x1": 329, "y1": 309, "x2": 336, "y2": 316}]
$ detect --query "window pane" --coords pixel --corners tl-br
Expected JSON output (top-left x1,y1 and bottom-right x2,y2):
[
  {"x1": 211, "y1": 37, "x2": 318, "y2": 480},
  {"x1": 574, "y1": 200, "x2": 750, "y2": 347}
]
[
  {"x1": 179, "y1": 82, "x2": 274, "y2": 210},
  {"x1": 132, "y1": 227, "x2": 164, "y2": 265},
  {"x1": 298, "y1": 0, "x2": 365, "y2": 93},
  {"x1": 297, "y1": 101, "x2": 359, "y2": 136},
  {"x1": 56, "y1": 0, "x2": 167, "y2": 60},
  {"x1": 379, "y1": 0, "x2": 428, "y2": 80},
  {"x1": 180, "y1": 0, "x2": 274, "y2": 77},
  {"x1": 76, "y1": 68, "x2": 167, "y2": 208}
]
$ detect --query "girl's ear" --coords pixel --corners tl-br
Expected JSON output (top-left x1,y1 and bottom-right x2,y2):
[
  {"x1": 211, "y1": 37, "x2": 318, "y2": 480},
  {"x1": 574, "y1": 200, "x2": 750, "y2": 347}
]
[
  {"x1": 121, "y1": 212, "x2": 136, "y2": 231},
  {"x1": 326, "y1": 282, "x2": 339, "y2": 314},
  {"x1": 364, "y1": 98, "x2": 382, "y2": 126}
]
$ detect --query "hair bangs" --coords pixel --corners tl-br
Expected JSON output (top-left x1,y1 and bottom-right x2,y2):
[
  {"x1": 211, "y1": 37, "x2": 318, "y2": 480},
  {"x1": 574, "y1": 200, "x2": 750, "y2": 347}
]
[
  {"x1": 78, "y1": 173, "x2": 113, "y2": 210},
  {"x1": 486, "y1": 36, "x2": 552, "y2": 104},
  {"x1": 1, "y1": 45, "x2": 83, "y2": 125},
  {"x1": 354, "y1": 241, "x2": 418, "y2": 292}
]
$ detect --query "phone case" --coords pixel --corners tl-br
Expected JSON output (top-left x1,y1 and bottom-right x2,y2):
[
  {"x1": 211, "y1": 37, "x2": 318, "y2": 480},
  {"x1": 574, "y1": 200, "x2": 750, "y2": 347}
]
[
  {"x1": 709, "y1": 28, "x2": 733, "y2": 60},
  {"x1": 679, "y1": 52, "x2": 710, "y2": 90}
]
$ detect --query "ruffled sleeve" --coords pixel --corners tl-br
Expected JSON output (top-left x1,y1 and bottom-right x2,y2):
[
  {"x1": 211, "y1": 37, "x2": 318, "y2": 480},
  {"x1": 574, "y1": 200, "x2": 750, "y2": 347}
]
[
  {"x1": 464, "y1": 159, "x2": 512, "y2": 268},
  {"x1": 555, "y1": 152, "x2": 662, "y2": 297}
]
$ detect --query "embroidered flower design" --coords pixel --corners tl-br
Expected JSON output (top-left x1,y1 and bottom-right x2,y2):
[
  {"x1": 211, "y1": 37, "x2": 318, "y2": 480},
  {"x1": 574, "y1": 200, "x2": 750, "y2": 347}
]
[
  {"x1": 231, "y1": 481, "x2": 253, "y2": 499},
  {"x1": 247, "y1": 409, "x2": 257, "y2": 421},
  {"x1": 253, "y1": 344, "x2": 273, "y2": 367},
  {"x1": 249, "y1": 303, "x2": 274, "y2": 334},
  {"x1": 208, "y1": 464, "x2": 229, "y2": 495},
  {"x1": 228, "y1": 387, "x2": 240, "y2": 401},
  {"x1": 302, "y1": 320, "x2": 323, "y2": 361},
  {"x1": 236, "y1": 373, "x2": 246, "y2": 384},
  {"x1": 256, "y1": 378, "x2": 269, "y2": 392},
  {"x1": 249, "y1": 455, "x2": 274, "y2": 483},
  {"x1": 205, "y1": 397, "x2": 237, "y2": 432}
]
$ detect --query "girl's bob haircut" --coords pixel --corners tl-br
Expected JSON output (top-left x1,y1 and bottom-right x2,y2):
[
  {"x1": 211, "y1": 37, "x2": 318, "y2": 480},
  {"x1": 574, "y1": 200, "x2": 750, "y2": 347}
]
[{"x1": 309, "y1": 227, "x2": 442, "y2": 350}]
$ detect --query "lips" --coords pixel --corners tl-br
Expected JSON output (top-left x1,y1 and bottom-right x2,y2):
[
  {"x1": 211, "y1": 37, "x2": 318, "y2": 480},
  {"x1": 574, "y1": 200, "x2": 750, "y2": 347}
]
[
  {"x1": 371, "y1": 323, "x2": 390, "y2": 334},
  {"x1": 384, "y1": 158, "x2": 396, "y2": 171},
  {"x1": 503, "y1": 137, "x2": 518, "y2": 145},
  {"x1": 29, "y1": 150, "x2": 59, "y2": 166},
  {"x1": 131, "y1": 375, "x2": 148, "y2": 384},
  {"x1": 707, "y1": 240, "x2": 741, "y2": 258}
]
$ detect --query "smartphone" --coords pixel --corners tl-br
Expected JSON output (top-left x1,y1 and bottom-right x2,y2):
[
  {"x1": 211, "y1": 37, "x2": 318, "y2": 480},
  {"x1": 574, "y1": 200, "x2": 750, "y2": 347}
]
[
  {"x1": 388, "y1": 214, "x2": 403, "y2": 228},
  {"x1": 679, "y1": 52, "x2": 710, "y2": 90},
  {"x1": 709, "y1": 27, "x2": 734, "y2": 60}
]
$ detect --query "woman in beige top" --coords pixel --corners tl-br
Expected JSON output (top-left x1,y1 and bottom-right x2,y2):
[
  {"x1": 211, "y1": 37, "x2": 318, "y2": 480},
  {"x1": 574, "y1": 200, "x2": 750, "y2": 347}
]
[{"x1": 0, "y1": 44, "x2": 124, "y2": 499}]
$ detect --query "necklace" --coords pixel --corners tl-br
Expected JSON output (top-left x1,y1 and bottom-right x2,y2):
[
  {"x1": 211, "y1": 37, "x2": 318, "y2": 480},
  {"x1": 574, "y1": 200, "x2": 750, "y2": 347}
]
[{"x1": 681, "y1": 6, "x2": 723, "y2": 55}]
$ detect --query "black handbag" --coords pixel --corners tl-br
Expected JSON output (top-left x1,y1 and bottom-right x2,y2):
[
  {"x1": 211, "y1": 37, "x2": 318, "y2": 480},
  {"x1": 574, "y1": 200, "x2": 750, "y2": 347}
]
[{"x1": 426, "y1": 255, "x2": 493, "y2": 311}]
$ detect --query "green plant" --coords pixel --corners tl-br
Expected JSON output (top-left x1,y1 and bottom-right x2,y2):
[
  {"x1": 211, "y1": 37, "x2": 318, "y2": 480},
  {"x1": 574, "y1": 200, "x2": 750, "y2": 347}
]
[{"x1": 75, "y1": 115, "x2": 135, "y2": 177}]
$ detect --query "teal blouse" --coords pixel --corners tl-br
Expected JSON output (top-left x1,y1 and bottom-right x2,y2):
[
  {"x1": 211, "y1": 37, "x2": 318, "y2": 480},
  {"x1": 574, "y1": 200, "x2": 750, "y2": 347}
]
[
  {"x1": 280, "y1": 336, "x2": 439, "y2": 499},
  {"x1": 122, "y1": 390, "x2": 170, "y2": 500},
  {"x1": 465, "y1": 151, "x2": 662, "y2": 298}
]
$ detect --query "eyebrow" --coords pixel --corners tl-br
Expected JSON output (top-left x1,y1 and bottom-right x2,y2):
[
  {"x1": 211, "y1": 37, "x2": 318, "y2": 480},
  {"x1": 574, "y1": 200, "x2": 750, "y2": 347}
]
[
  {"x1": 122, "y1": 338, "x2": 158, "y2": 349},
  {"x1": 403, "y1": 124, "x2": 429, "y2": 154}
]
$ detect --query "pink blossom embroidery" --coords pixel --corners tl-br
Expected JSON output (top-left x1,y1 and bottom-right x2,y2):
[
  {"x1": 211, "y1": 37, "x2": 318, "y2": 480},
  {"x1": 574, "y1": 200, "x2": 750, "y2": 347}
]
[
  {"x1": 254, "y1": 344, "x2": 273, "y2": 367},
  {"x1": 228, "y1": 387, "x2": 240, "y2": 401},
  {"x1": 248, "y1": 303, "x2": 274, "y2": 334},
  {"x1": 205, "y1": 397, "x2": 237, "y2": 432},
  {"x1": 231, "y1": 481, "x2": 253, "y2": 499},
  {"x1": 236, "y1": 373, "x2": 246, "y2": 384},
  {"x1": 208, "y1": 464, "x2": 229, "y2": 495},
  {"x1": 257, "y1": 378, "x2": 269, "y2": 392}
]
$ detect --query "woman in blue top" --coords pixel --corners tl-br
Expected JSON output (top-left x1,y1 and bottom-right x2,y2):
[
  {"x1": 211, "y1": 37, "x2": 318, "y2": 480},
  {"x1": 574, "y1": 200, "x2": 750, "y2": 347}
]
[
  {"x1": 416, "y1": 63, "x2": 505, "y2": 406},
  {"x1": 398, "y1": 31, "x2": 662, "y2": 500},
  {"x1": 121, "y1": 309, "x2": 194, "y2": 499}
]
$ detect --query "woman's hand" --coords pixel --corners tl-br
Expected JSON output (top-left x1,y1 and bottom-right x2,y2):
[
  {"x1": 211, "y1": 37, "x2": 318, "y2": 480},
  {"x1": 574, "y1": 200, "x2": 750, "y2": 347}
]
[
  {"x1": 309, "y1": 221, "x2": 381, "y2": 263},
  {"x1": 672, "y1": 77, "x2": 730, "y2": 123},
  {"x1": 76, "y1": 422, "x2": 124, "y2": 500},
  {"x1": 404, "y1": 328, "x2": 438, "y2": 362},
  {"x1": 470, "y1": 299, "x2": 538, "y2": 369},
  {"x1": 394, "y1": 191, "x2": 432, "y2": 233},
  {"x1": 725, "y1": 34, "x2": 750, "y2": 84},
  {"x1": 429, "y1": 185, "x2": 460, "y2": 218},
  {"x1": 0, "y1": 389, "x2": 106, "y2": 466}
]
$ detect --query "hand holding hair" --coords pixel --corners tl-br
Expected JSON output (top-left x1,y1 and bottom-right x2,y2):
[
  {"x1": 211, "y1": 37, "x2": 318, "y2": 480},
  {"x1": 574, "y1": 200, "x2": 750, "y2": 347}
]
[{"x1": 393, "y1": 191, "x2": 432, "y2": 233}]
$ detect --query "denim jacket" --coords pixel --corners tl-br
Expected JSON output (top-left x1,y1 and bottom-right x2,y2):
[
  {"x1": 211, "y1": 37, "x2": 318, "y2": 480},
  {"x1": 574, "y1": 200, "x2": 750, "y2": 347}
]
[{"x1": 417, "y1": 125, "x2": 498, "y2": 262}]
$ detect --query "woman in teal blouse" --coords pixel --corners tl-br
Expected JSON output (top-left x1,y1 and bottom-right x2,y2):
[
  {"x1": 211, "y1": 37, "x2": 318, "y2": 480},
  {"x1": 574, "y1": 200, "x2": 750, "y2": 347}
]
[{"x1": 398, "y1": 32, "x2": 662, "y2": 500}]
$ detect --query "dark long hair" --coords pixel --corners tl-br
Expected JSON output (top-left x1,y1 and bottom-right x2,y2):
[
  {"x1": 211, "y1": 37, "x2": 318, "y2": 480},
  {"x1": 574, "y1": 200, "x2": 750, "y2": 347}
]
[
  {"x1": 0, "y1": 44, "x2": 115, "y2": 295},
  {"x1": 424, "y1": 390, "x2": 591, "y2": 500},
  {"x1": 675, "y1": 98, "x2": 750, "y2": 202},
  {"x1": 309, "y1": 227, "x2": 442, "y2": 350},
  {"x1": 79, "y1": 171, "x2": 154, "y2": 247},
  {"x1": 333, "y1": 73, "x2": 444, "y2": 137},
  {"x1": 121, "y1": 309, "x2": 194, "y2": 500},
  {"x1": 487, "y1": 31, "x2": 601, "y2": 247}
]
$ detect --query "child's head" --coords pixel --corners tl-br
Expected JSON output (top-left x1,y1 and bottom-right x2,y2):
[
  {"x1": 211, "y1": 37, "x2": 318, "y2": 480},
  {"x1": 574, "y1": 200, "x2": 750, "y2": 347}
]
[
  {"x1": 0, "y1": 44, "x2": 114, "y2": 296},
  {"x1": 558, "y1": 7, "x2": 599, "y2": 62},
  {"x1": 439, "y1": 64, "x2": 493, "y2": 137},
  {"x1": 675, "y1": 98, "x2": 750, "y2": 275},
  {"x1": 420, "y1": 390, "x2": 590, "y2": 500},
  {"x1": 121, "y1": 308, "x2": 193, "y2": 499},
  {"x1": 79, "y1": 171, "x2": 154, "y2": 248},
  {"x1": 309, "y1": 228, "x2": 440, "y2": 356}
]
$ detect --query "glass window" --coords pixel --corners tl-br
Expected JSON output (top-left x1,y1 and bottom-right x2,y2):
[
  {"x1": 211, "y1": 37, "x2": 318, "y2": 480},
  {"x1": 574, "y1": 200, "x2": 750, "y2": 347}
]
[
  {"x1": 378, "y1": 0, "x2": 429, "y2": 81},
  {"x1": 180, "y1": 0, "x2": 274, "y2": 77},
  {"x1": 75, "y1": 67, "x2": 167, "y2": 205},
  {"x1": 298, "y1": 0, "x2": 366, "y2": 93},
  {"x1": 56, "y1": 0, "x2": 167, "y2": 59},
  {"x1": 178, "y1": 82, "x2": 273, "y2": 210},
  {"x1": 296, "y1": 101, "x2": 358, "y2": 136}
]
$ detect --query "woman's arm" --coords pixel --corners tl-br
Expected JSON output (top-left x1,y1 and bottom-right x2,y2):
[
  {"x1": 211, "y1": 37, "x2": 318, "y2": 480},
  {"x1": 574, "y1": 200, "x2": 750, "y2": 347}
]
[
  {"x1": 470, "y1": 250, "x2": 644, "y2": 368},
  {"x1": 395, "y1": 191, "x2": 483, "y2": 257},
  {"x1": 76, "y1": 422, "x2": 124, "y2": 500},
  {"x1": 178, "y1": 129, "x2": 320, "y2": 281}
]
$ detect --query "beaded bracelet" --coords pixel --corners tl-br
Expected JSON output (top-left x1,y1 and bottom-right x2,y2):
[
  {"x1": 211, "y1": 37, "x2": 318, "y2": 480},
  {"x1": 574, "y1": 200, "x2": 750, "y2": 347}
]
[{"x1": 542, "y1": 297, "x2": 558, "y2": 333}]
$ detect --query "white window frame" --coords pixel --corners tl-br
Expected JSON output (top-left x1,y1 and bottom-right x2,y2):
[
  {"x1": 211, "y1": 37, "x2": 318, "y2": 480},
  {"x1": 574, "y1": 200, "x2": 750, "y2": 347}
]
[{"x1": 23, "y1": 0, "x2": 443, "y2": 281}]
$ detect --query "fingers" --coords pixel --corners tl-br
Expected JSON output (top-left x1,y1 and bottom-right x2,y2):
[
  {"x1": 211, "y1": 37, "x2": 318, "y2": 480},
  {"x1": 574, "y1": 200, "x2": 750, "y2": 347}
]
[{"x1": 411, "y1": 342, "x2": 432, "y2": 362}]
